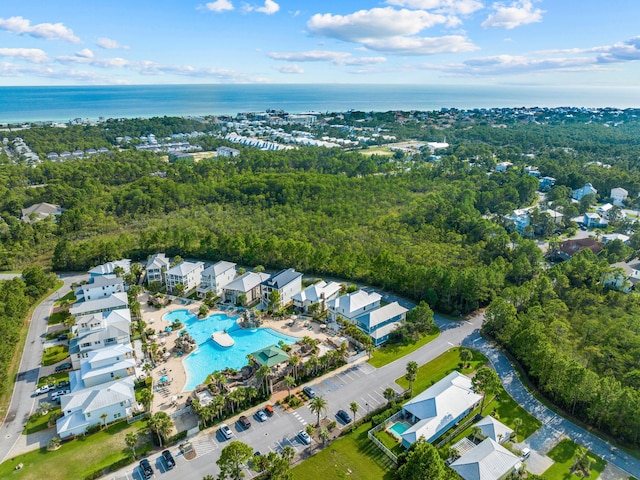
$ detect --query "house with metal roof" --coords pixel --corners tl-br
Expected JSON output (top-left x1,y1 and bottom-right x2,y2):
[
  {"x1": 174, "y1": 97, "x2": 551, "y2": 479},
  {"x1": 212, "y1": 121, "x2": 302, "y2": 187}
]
[
  {"x1": 223, "y1": 271, "x2": 271, "y2": 305},
  {"x1": 292, "y1": 280, "x2": 342, "y2": 313},
  {"x1": 69, "y1": 292, "x2": 129, "y2": 317},
  {"x1": 250, "y1": 345, "x2": 290, "y2": 368},
  {"x1": 400, "y1": 371, "x2": 482, "y2": 448},
  {"x1": 450, "y1": 438, "x2": 521, "y2": 480},
  {"x1": 473, "y1": 416, "x2": 513, "y2": 444},
  {"x1": 197, "y1": 260, "x2": 237, "y2": 298},
  {"x1": 327, "y1": 290, "x2": 382, "y2": 322},
  {"x1": 20, "y1": 202, "x2": 63, "y2": 223},
  {"x1": 145, "y1": 253, "x2": 170, "y2": 285},
  {"x1": 88, "y1": 259, "x2": 131, "y2": 277},
  {"x1": 354, "y1": 301, "x2": 408, "y2": 346},
  {"x1": 165, "y1": 260, "x2": 205, "y2": 294},
  {"x1": 75, "y1": 274, "x2": 125, "y2": 302},
  {"x1": 260, "y1": 268, "x2": 303, "y2": 309}
]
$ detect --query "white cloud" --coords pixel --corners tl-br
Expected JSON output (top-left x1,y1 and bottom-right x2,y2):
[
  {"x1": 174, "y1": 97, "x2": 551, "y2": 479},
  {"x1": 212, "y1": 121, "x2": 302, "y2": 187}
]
[
  {"x1": 243, "y1": 0, "x2": 280, "y2": 15},
  {"x1": 0, "y1": 16, "x2": 80, "y2": 43},
  {"x1": 0, "y1": 47, "x2": 48, "y2": 63},
  {"x1": 76, "y1": 48, "x2": 94, "y2": 58},
  {"x1": 202, "y1": 0, "x2": 234, "y2": 12},
  {"x1": 273, "y1": 64, "x2": 304, "y2": 74},
  {"x1": 96, "y1": 37, "x2": 128, "y2": 49},
  {"x1": 308, "y1": 8, "x2": 447, "y2": 42},
  {"x1": 365, "y1": 35, "x2": 477, "y2": 55},
  {"x1": 385, "y1": 0, "x2": 484, "y2": 15},
  {"x1": 482, "y1": 0, "x2": 544, "y2": 29},
  {"x1": 268, "y1": 50, "x2": 386, "y2": 66}
]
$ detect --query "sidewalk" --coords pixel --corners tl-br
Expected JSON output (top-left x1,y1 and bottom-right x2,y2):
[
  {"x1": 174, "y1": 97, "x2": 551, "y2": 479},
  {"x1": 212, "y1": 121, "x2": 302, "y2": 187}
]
[{"x1": 7, "y1": 429, "x2": 57, "y2": 459}]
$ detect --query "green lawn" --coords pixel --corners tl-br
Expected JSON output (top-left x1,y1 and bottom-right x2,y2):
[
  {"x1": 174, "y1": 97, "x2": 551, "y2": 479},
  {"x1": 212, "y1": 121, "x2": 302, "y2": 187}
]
[
  {"x1": 37, "y1": 372, "x2": 69, "y2": 387},
  {"x1": 369, "y1": 332, "x2": 440, "y2": 368},
  {"x1": 47, "y1": 310, "x2": 69, "y2": 326},
  {"x1": 54, "y1": 291, "x2": 75, "y2": 307},
  {"x1": 543, "y1": 439, "x2": 606, "y2": 480},
  {"x1": 0, "y1": 420, "x2": 153, "y2": 480},
  {"x1": 42, "y1": 346, "x2": 69, "y2": 366},
  {"x1": 395, "y1": 347, "x2": 486, "y2": 395},
  {"x1": 291, "y1": 422, "x2": 395, "y2": 480},
  {"x1": 23, "y1": 407, "x2": 60, "y2": 435}
]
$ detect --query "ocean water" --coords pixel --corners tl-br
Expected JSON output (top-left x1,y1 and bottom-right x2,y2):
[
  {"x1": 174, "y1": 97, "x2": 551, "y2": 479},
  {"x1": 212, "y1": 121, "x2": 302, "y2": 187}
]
[{"x1": 0, "y1": 84, "x2": 639, "y2": 123}]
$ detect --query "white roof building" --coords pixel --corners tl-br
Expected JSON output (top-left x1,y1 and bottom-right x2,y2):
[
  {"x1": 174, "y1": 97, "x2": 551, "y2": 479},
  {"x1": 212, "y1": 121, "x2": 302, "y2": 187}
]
[
  {"x1": 611, "y1": 187, "x2": 629, "y2": 206},
  {"x1": 20, "y1": 202, "x2": 63, "y2": 223},
  {"x1": 400, "y1": 371, "x2": 482, "y2": 447},
  {"x1": 89, "y1": 259, "x2": 131, "y2": 276},
  {"x1": 327, "y1": 290, "x2": 382, "y2": 322},
  {"x1": 165, "y1": 261, "x2": 205, "y2": 294},
  {"x1": 146, "y1": 253, "x2": 170, "y2": 285},
  {"x1": 223, "y1": 271, "x2": 271, "y2": 304},
  {"x1": 292, "y1": 281, "x2": 342, "y2": 312},
  {"x1": 473, "y1": 416, "x2": 513, "y2": 444},
  {"x1": 450, "y1": 438, "x2": 521, "y2": 480},
  {"x1": 70, "y1": 292, "x2": 129, "y2": 317}
]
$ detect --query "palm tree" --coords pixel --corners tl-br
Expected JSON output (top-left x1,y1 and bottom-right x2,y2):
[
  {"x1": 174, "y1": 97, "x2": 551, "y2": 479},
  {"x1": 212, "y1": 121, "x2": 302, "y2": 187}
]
[
  {"x1": 383, "y1": 387, "x2": 397, "y2": 406},
  {"x1": 125, "y1": 432, "x2": 138, "y2": 459},
  {"x1": 284, "y1": 375, "x2": 296, "y2": 399},
  {"x1": 256, "y1": 365, "x2": 272, "y2": 395},
  {"x1": 319, "y1": 427, "x2": 330, "y2": 446},
  {"x1": 244, "y1": 386, "x2": 258, "y2": 406},
  {"x1": 139, "y1": 388, "x2": 153, "y2": 411},
  {"x1": 405, "y1": 361, "x2": 418, "y2": 395},
  {"x1": 309, "y1": 396, "x2": 328, "y2": 427},
  {"x1": 211, "y1": 395, "x2": 225, "y2": 420},
  {"x1": 148, "y1": 411, "x2": 173, "y2": 447},
  {"x1": 349, "y1": 401, "x2": 359, "y2": 424},
  {"x1": 513, "y1": 418, "x2": 523, "y2": 442},
  {"x1": 289, "y1": 355, "x2": 300, "y2": 380},
  {"x1": 100, "y1": 413, "x2": 108, "y2": 429},
  {"x1": 281, "y1": 445, "x2": 295, "y2": 463}
]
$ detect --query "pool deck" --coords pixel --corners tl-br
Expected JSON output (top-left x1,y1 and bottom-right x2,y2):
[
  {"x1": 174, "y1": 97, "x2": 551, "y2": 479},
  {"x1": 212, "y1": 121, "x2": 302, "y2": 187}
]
[{"x1": 139, "y1": 293, "x2": 331, "y2": 418}]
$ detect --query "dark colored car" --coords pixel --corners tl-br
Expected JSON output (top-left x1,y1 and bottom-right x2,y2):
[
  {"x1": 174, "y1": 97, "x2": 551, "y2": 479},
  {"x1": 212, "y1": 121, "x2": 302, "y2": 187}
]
[
  {"x1": 55, "y1": 362, "x2": 72, "y2": 372},
  {"x1": 239, "y1": 415, "x2": 251, "y2": 429},
  {"x1": 56, "y1": 333, "x2": 68, "y2": 341},
  {"x1": 161, "y1": 449, "x2": 175, "y2": 469},
  {"x1": 56, "y1": 380, "x2": 71, "y2": 389},
  {"x1": 139, "y1": 458, "x2": 153, "y2": 479},
  {"x1": 336, "y1": 409, "x2": 352, "y2": 424},
  {"x1": 302, "y1": 386, "x2": 316, "y2": 399}
]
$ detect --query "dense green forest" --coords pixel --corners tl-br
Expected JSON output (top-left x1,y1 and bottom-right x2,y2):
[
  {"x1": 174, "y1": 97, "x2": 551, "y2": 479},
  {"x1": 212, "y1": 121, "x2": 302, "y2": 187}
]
[{"x1": 3, "y1": 111, "x2": 640, "y2": 446}]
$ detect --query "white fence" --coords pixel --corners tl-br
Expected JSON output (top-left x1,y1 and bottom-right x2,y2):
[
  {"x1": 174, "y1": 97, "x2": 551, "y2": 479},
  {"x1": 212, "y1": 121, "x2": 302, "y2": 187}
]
[{"x1": 367, "y1": 410, "x2": 404, "y2": 464}]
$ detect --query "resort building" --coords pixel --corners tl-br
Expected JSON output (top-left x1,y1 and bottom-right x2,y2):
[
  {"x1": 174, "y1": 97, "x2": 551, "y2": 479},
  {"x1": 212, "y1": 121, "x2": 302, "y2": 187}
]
[
  {"x1": 145, "y1": 253, "x2": 170, "y2": 285},
  {"x1": 223, "y1": 271, "x2": 271, "y2": 305},
  {"x1": 74, "y1": 275, "x2": 125, "y2": 302},
  {"x1": 165, "y1": 260, "x2": 205, "y2": 294},
  {"x1": 450, "y1": 438, "x2": 521, "y2": 480},
  {"x1": 354, "y1": 302, "x2": 408, "y2": 346},
  {"x1": 69, "y1": 309, "x2": 132, "y2": 369},
  {"x1": 250, "y1": 345, "x2": 290, "y2": 368},
  {"x1": 20, "y1": 202, "x2": 63, "y2": 223},
  {"x1": 399, "y1": 371, "x2": 482, "y2": 448},
  {"x1": 71, "y1": 343, "x2": 135, "y2": 389},
  {"x1": 69, "y1": 292, "x2": 129, "y2": 317},
  {"x1": 56, "y1": 377, "x2": 137, "y2": 438},
  {"x1": 292, "y1": 280, "x2": 342, "y2": 313},
  {"x1": 260, "y1": 268, "x2": 303, "y2": 310},
  {"x1": 327, "y1": 290, "x2": 382, "y2": 323},
  {"x1": 88, "y1": 259, "x2": 131, "y2": 277},
  {"x1": 197, "y1": 260, "x2": 237, "y2": 298}
]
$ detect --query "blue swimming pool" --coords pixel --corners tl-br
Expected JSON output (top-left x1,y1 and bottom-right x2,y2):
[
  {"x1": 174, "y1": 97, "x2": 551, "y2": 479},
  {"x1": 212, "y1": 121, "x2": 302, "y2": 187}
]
[
  {"x1": 389, "y1": 421, "x2": 409, "y2": 438},
  {"x1": 165, "y1": 309, "x2": 299, "y2": 391}
]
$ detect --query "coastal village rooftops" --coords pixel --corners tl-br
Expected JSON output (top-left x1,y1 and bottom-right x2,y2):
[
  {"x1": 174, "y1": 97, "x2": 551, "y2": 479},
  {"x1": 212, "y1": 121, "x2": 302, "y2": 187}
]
[
  {"x1": 292, "y1": 281, "x2": 341, "y2": 304},
  {"x1": 261, "y1": 268, "x2": 302, "y2": 289},
  {"x1": 328, "y1": 290, "x2": 382, "y2": 317},
  {"x1": 88, "y1": 259, "x2": 131, "y2": 276},
  {"x1": 206, "y1": 260, "x2": 236, "y2": 277},
  {"x1": 20, "y1": 202, "x2": 63, "y2": 223},
  {"x1": 251, "y1": 345, "x2": 290, "y2": 367},
  {"x1": 473, "y1": 416, "x2": 513, "y2": 444},
  {"x1": 146, "y1": 253, "x2": 169, "y2": 270},
  {"x1": 166, "y1": 260, "x2": 204, "y2": 277},
  {"x1": 60, "y1": 376, "x2": 135, "y2": 413},
  {"x1": 359, "y1": 302, "x2": 408, "y2": 330}
]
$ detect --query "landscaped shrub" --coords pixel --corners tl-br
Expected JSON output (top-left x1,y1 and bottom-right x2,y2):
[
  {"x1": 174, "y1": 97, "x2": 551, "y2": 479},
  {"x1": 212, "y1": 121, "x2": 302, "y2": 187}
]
[
  {"x1": 371, "y1": 404, "x2": 402, "y2": 427},
  {"x1": 166, "y1": 430, "x2": 188, "y2": 445},
  {"x1": 86, "y1": 424, "x2": 102, "y2": 434}
]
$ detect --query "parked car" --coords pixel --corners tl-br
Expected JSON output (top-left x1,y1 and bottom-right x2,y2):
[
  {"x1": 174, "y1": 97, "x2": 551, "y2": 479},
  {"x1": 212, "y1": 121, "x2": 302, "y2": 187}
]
[
  {"x1": 336, "y1": 409, "x2": 352, "y2": 424},
  {"x1": 219, "y1": 423, "x2": 233, "y2": 440},
  {"x1": 239, "y1": 415, "x2": 251, "y2": 429},
  {"x1": 50, "y1": 389, "x2": 70, "y2": 403},
  {"x1": 255, "y1": 409, "x2": 268, "y2": 422},
  {"x1": 56, "y1": 380, "x2": 71, "y2": 389},
  {"x1": 298, "y1": 430, "x2": 312, "y2": 445},
  {"x1": 34, "y1": 384, "x2": 55, "y2": 396},
  {"x1": 55, "y1": 362, "x2": 72, "y2": 372},
  {"x1": 264, "y1": 404, "x2": 274, "y2": 416},
  {"x1": 521, "y1": 447, "x2": 531, "y2": 459},
  {"x1": 56, "y1": 333, "x2": 68, "y2": 341},
  {"x1": 302, "y1": 386, "x2": 316, "y2": 399},
  {"x1": 139, "y1": 459, "x2": 154, "y2": 479},
  {"x1": 161, "y1": 449, "x2": 175, "y2": 469}
]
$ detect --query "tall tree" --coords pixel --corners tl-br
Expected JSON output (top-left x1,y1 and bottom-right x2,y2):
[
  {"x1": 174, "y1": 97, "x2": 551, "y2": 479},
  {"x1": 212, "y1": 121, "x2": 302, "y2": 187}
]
[
  {"x1": 396, "y1": 439, "x2": 447, "y2": 480},
  {"x1": 405, "y1": 361, "x2": 418, "y2": 395},
  {"x1": 148, "y1": 411, "x2": 173, "y2": 447},
  {"x1": 125, "y1": 432, "x2": 138, "y2": 459},
  {"x1": 472, "y1": 367, "x2": 501, "y2": 414},
  {"x1": 217, "y1": 440, "x2": 253, "y2": 480},
  {"x1": 349, "y1": 401, "x2": 359, "y2": 424}
]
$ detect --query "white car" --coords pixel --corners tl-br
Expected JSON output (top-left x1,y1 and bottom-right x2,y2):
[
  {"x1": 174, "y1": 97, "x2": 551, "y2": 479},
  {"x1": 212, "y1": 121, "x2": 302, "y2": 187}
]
[
  {"x1": 219, "y1": 423, "x2": 233, "y2": 440},
  {"x1": 51, "y1": 389, "x2": 70, "y2": 403},
  {"x1": 521, "y1": 447, "x2": 531, "y2": 459},
  {"x1": 34, "y1": 384, "x2": 55, "y2": 396},
  {"x1": 298, "y1": 430, "x2": 312, "y2": 445}
]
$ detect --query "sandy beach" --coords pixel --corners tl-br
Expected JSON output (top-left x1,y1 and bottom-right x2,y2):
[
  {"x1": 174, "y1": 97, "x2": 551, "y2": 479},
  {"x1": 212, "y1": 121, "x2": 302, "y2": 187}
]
[{"x1": 139, "y1": 293, "x2": 330, "y2": 415}]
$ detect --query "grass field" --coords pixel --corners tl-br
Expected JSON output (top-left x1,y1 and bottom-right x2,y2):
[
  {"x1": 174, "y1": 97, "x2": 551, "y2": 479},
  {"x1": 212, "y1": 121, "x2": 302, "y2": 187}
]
[
  {"x1": 291, "y1": 422, "x2": 395, "y2": 480},
  {"x1": 23, "y1": 407, "x2": 61, "y2": 435},
  {"x1": 543, "y1": 439, "x2": 606, "y2": 480},
  {"x1": 37, "y1": 372, "x2": 69, "y2": 387},
  {"x1": 0, "y1": 420, "x2": 153, "y2": 480},
  {"x1": 42, "y1": 346, "x2": 69, "y2": 366},
  {"x1": 368, "y1": 331, "x2": 440, "y2": 368},
  {"x1": 358, "y1": 148, "x2": 394, "y2": 157}
]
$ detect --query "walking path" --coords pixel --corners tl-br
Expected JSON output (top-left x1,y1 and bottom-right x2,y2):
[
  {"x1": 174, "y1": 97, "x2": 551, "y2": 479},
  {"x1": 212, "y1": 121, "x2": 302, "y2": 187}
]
[{"x1": 465, "y1": 331, "x2": 640, "y2": 477}]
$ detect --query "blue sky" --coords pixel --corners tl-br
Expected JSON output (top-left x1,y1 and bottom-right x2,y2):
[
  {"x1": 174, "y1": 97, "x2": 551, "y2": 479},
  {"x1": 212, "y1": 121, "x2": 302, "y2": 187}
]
[{"x1": 0, "y1": 0, "x2": 639, "y2": 86}]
